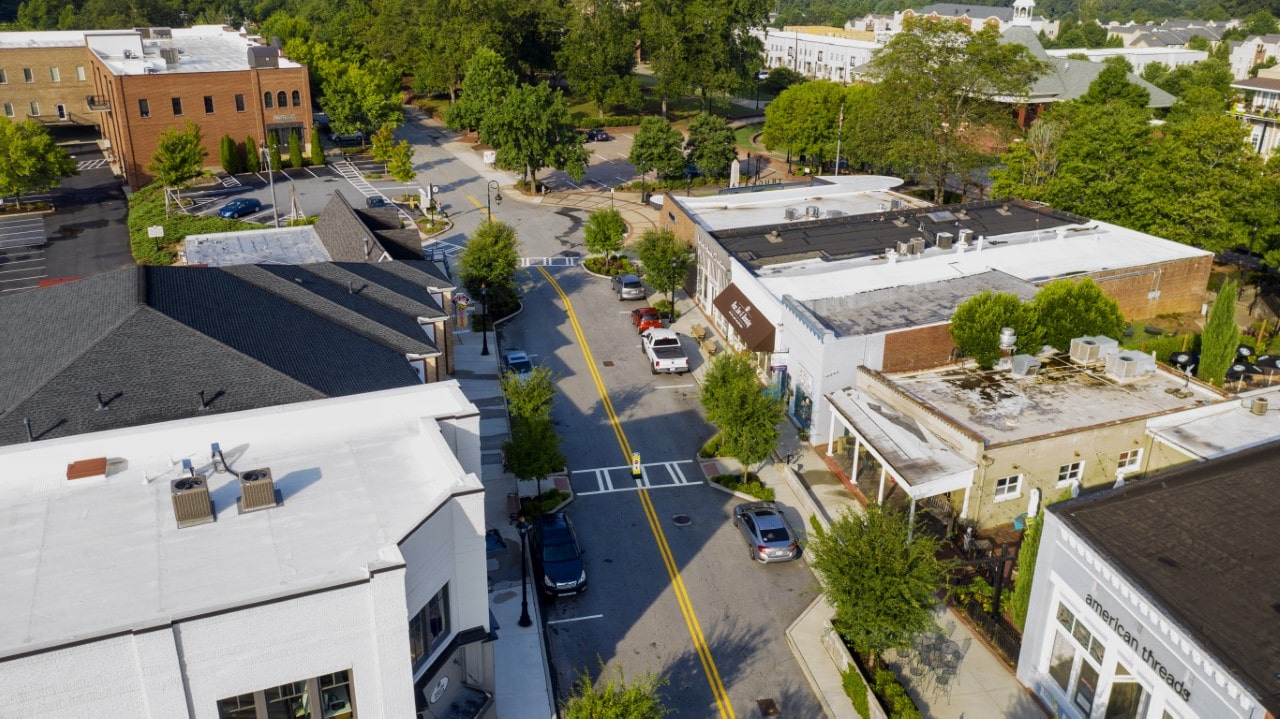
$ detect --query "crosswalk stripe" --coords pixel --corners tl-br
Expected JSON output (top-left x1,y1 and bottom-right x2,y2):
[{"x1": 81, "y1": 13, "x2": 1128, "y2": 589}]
[{"x1": 572, "y1": 460, "x2": 699, "y2": 496}]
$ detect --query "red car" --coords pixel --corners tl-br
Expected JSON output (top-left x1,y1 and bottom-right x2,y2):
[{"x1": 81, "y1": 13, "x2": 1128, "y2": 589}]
[{"x1": 630, "y1": 307, "x2": 664, "y2": 334}]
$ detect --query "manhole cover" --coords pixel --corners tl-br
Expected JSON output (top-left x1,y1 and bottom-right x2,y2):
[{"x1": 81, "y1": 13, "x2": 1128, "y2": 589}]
[
  {"x1": 672, "y1": 514, "x2": 691, "y2": 526},
  {"x1": 756, "y1": 698, "x2": 780, "y2": 716},
  {"x1": 602, "y1": 360, "x2": 614, "y2": 367}
]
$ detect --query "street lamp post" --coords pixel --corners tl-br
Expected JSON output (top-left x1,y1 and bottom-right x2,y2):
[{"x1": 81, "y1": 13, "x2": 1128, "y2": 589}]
[
  {"x1": 669, "y1": 258, "x2": 678, "y2": 324},
  {"x1": 516, "y1": 516, "x2": 532, "y2": 627},
  {"x1": 479, "y1": 284, "x2": 490, "y2": 356},
  {"x1": 260, "y1": 141, "x2": 279, "y2": 227},
  {"x1": 486, "y1": 180, "x2": 502, "y2": 219}
]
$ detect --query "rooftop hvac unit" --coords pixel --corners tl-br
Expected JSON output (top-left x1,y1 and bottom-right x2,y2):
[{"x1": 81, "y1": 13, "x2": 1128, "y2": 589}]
[
  {"x1": 897, "y1": 239, "x2": 911, "y2": 256},
  {"x1": 784, "y1": 207, "x2": 801, "y2": 221},
  {"x1": 805, "y1": 205, "x2": 820, "y2": 219},
  {"x1": 890, "y1": 199, "x2": 903, "y2": 210},
  {"x1": 150, "y1": 27, "x2": 173, "y2": 39},
  {"x1": 957, "y1": 228, "x2": 974, "y2": 245},
  {"x1": 1105, "y1": 350, "x2": 1156, "y2": 381},
  {"x1": 935, "y1": 231, "x2": 953, "y2": 250},
  {"x1": 1069, "y1": 335, "x2": 1118, "y2": 364},
  {"x1": 908, "y1": 237, "x2": 925, "y2": 256},
  {"x1": 171, "y1": 476, "x2": 214, "y2": 528},
  {"x1": 1011, "y1": 354, "x2": 1041, "y2": 378},
  {"x1": 123, "y1": 49, "x2": 136, "y2": 58},
  {"x1": 238, "y1": 467, "x2": 279, "y2": 512},
  {"x1": 827, "y1": 209, "x2": 844, "y2": 218},
  {"x1": 159, "y1": 47, "x2": 179, "y2": 66}
]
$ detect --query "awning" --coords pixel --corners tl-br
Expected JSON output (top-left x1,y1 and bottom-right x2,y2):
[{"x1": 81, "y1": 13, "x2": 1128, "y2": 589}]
[{"x1": 712, "y1": 284, "x2": 776, "y2": 352}]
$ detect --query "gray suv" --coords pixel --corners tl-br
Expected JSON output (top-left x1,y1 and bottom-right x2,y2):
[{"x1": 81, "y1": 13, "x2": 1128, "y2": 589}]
[{"x1": 611, "y1": 273, "x2": 645, "y2": 301}]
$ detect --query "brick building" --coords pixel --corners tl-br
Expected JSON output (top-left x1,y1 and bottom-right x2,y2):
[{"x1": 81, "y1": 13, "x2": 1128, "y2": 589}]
[
  {"x1": 0, "y1": 31, "x2": 95, "y2": 125},
  {"x1": 86, "y1": 25, "x2": 312, "y2": 189},
  {"x1": 662, "y1": 179, "x2": 1213, "y2": 445}
]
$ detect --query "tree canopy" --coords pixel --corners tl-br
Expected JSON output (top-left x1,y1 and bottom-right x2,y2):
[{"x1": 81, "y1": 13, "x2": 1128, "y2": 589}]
[
  {"x1": 446, "y1": 47, "x2": 516, "y2": 134},
  {"x1": 146, "y1": 120, "x2": 206, "y2": 214},
  {"x1": 583, "y1": 208, "x2": 627, "y2": 259},
  {"x1": 479, "y1": 82, "x2": 589, "y2": 185},
  {"x1": 0, "y1": 117, "x2": 76, "y2": 208},
  {"x1": 557, "y1": 0, "x2": 640, "y2": 118},
  {"x1": 634, "y1": 228, "x2": 693, "y2": 299},
  {"x1": 562, "y1": 662, "x2": 668, "y2": 719},
  {"x1": 684, "y1": 113, "x2": 738, "y2": 180},
  {"x1": 458, "y1": 219, "x2": 520, "y2": 295},
  {"x1": 629, "y1": 117, "x2": 685, "y2": 190},
  {"x1": 699, "y1": 352, "x2": 783, "y2": 477},
  {"x1": 949, "y1": 291, "x2": 1031, "y2": 368}
]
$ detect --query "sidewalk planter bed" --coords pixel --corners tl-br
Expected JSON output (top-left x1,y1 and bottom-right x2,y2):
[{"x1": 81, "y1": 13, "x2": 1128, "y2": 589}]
[
  {"x1": 517, "y1": 488, "x2": 571, "y2": 518},
  {"x1": 872, "y1": 669, "x2": 923, "y2": 719},
  {"x1": 582, "y1": 255, "x2": 635, "y2": 276},
  {"x1": 841, "y1": 666, "x2": 871, "y2": 718},
  {"x1": 699, "y1": 433, "x2": 723, "y2": 458},
  {"x1": 709, "y1": 472, "x2": 775, "y2": 501}
]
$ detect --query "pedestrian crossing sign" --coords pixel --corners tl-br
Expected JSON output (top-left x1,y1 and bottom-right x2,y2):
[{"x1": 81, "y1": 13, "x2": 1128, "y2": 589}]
[{"x1": 631, "y1": 453, "x2": 642, "y2": 478}]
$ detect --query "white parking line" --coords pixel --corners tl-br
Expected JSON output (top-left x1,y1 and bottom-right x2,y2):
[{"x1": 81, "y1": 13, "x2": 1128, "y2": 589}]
[{"x1": 547, "y1": 614, "x2": 604, "y2": 626}]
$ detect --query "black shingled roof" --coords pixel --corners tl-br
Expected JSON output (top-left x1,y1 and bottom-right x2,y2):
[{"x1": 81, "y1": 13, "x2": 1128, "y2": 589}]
[
  {"x1": 1055, "y1": 442, "x2": 1280, "y2": 714},
  {"x1": 0, "y1": 263, "x2": 444, "y2": 446},
  {"x1": 313, "y1": 192, "x2": 427, "y2": 262},
  {"x1": 713, "y1": 199, "x2": 1086, "y2": 270}
]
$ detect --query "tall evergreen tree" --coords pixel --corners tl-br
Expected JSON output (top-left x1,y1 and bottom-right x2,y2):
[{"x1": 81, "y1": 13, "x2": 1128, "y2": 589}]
[{"x1": 1200, "y1": 279, "x2": 1241, "y2": 387}]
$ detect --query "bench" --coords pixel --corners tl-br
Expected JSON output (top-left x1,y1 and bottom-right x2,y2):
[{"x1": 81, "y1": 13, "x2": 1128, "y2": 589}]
[
  {"x1": 701, "y1": 338, "x2": 719, "y2": 355},
  {"x1": 690, "y1": 324, "x2": 708, "y2": 342}
]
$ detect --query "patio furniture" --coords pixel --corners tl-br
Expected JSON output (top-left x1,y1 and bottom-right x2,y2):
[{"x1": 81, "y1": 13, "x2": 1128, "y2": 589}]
[
  {"x1": 691, "y1": 324, "x2": 708, "y2": 341},
  {"x1": 701, "y1": 338, "x2": 719, "y2": 355},
  {"x1": 934, "y1": 669, "x2": 955, "y2": 702}
]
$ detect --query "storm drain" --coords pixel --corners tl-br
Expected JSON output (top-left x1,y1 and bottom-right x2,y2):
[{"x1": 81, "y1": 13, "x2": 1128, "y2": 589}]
[
  {"x1": 672, "y1": 514, "x2": 691, "y2": 527},
  {"x1": 756, "y1": 698, "x2": 780, "y2": 716}
]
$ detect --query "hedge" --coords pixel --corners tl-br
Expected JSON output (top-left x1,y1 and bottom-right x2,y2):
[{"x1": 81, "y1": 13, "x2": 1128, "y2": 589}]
[
  {"x1": 873, "y1": 670, "x2": 923, "y2": 719},
  {"x1": 710, "y1": 473, "x2": 774, "y2": 501},
  {"x1": 841, "y1": 666, "x2": 871, "y2": 718}
]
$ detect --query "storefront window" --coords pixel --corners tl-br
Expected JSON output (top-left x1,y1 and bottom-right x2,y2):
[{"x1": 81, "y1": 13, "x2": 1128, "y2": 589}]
[
  {"x1": 265, "y1": 680, "x2": 308, "y2": 719},
  {"x1": 218, "y1": 672, "x2": 354, "y2": 719},
  {"x1": 410, "y1": 583, "x2": 451, "y2": 669},
  {"x1": 1073, "y1": 661, "x2": 1099, "y2": 714},
  {"x1": 1104, "y1": 667, "x2": 1148, "y2": 719},
  {"x1": 1048, "y1": 631, "x2": 1075, "y2": 692},
  {"x1": 216, "y1": 693, "x2": 257, "y2": 719}
]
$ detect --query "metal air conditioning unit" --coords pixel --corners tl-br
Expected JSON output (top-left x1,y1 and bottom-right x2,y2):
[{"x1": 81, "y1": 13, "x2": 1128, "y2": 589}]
[
  {"x1": 935, "y1": 231, "x2": 953, "y2": 250},
  {"x1": 150, "y1": 27, "x2": 172, "y2": 39},
  {"x1": 171, "y1": 475, "x2": 214, "y2": 528},
  {"x1": 159, "y1": 47, "x2": 180, "y2": 66},
  {"x1": 1011, "y1": 354, "x2": 1041, "y2": 378},
  {"x1": 238, "y1": 467, "x2": 279, "y2": 512},
  {"x1": 1069, "y1": 336, "x2": 1118, "y2": 364},
  {"x1": 908, "y1": 237, "x2": 925, "y2": 256},
  {"x1": 805, "y1": 205, "x2": 820, "y2": 219},
  {"x1": 827, "y1": 209, "x2": 844, "y2": 218},
  {"x1": 1105, "y1": 350, "x2": 1156, "y2": 382},
  {"x1": 957, "y1": 228, "x2": 974, "y2": 246},
  {"x1": 896, "y1": 240, "x2": 911, "y2": 256},
  {"x1": 784, "y1": 207, "x2": 802, "y2": 221}
]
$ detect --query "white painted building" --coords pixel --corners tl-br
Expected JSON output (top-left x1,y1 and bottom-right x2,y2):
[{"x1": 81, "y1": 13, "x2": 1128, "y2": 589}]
[
  {"x1": 0, "y1": 383, "x2": 492, "y2": 719},
  {"x1": 751, "y1": 26, "x2": 880, "y2": 83},
  {"x1": 1017, "y1": 441, "x2": 1279, "y2": 719},
  {"x1": 1231, "y1": 66, "x2": 1280, "y2": 158},
  {"x1": 1044, "y1": 47, "x2": 1208, "y2": 75},
  {"x1": 1227, "y1": 34, "x2": 1280, "y2": 80}
]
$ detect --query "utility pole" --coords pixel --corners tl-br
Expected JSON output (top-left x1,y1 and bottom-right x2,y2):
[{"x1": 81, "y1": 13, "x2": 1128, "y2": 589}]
[{"x1": 834, "y1": 103, "x2": 845, "y2": 177}]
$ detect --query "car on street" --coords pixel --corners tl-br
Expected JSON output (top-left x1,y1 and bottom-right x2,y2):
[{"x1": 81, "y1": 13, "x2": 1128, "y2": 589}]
[
  {"x1": 365, "y1": 195, "x2": 390, "y2": 209},
  {"x1": 501, "y1": 349, "x2": 534, "y2": 380},
  {"x1": 630, "y1": 307, "x2": 664, "y2": 334},
  {"x1": 532, "y1": 512, "x2": 587, "y2": 596},
  {"x1": 733, "y1": 502, "x2": 802, "y2": 563},
  {"x1": 585, "y1": 128, "x2": 611, "y2": 142},
  {"x1": 611, "y1": 273, "x2": 645, "y2": 301},
  {"x1": 218, "y1": 198, "x2": 262, "y2": 219}
]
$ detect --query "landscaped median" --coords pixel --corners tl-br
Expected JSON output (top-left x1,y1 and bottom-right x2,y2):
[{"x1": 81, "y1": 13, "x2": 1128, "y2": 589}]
[{"x1": 127, "y1": 183, "x2": 255, "y2": 265}]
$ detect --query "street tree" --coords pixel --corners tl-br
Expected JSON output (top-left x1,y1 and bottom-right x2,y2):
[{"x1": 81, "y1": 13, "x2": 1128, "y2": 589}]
[
  {"x1": 989, "y1": 116, "x2": 1063, "y2": 202},
  {"x1": 557, "y1": 0, "x2": 639, "y2": 117},
  {"x1": 502, "y1": 415, "x2": 565, "y2": 496},
  {"x1": 458, "y1": 219, "x2": 520, "y2": 295},
  {"x1": 949, "y1": 290, "x2": 1031, "y2": 368},
  {"x1": 370, "y1": 123, "x2": 397, "y2": 164},
  {"x1": 145, "y1": 120, "x2": 206, "y2": 215},
  {"x1": 700, "y1": 351, "x2": 782, "y2": 479},
  {"x1": 1023, "y1": 278, "x2": 1125, "y2": 353},
  {"x1": 583, "y1": 207, "x2": 627, "y2": 260},
  {"x1": 1041, "y1": 101, "x2": 1153, "y2": 224},
  {"x1": 387, "y1": 139, "x2": 417, "y2": 183},
  {"x1": 562, "y1": 662, "x2": 668, "y2": 719},
  {"x1": 446, "y1": 47, "x2": 516, "y2": 133},
  {"x1": 480, "y1": 82, "x2": 589, "y2": 186},
  {"x1": 639, "y1": 0, "x2": 768, "y2": 115},
  {"x1": 634, "y1": 228, "x2": 693, "y2": 302},
  {"x1": 502, "y1": 366, "x2": 557, "y2": 425},
  {"x1": 0, "y1": 118, "x2": 76, "y2": 210},
  {"x1": 1199, "y1": 279, "x2": 1241, "y2": 387},
  {"x1": 317, "y1": 58, "x2": 402, "y2": 136},
  {"x1": 807, "y1": 504, "x2": 951, "y2": 670},
  {"x1": 868, "y1": 19, "x2": 1047, "y2": 203},
  {"x1": 684, "y1": 112, "x2": 737, "y2": 180},
  {"x1": 288, "y1": 129, "x2": 303, "y2": 169},
  {"x1": 762, "y1": 80, "x2": 845, "y2": 170},
  {"x1": 629, "y1": 116, "x2": 684, "y2": 198},
  {"x1": 1078, "y1": 62, "x2": 1150, "y2": 109},
  {"x1": 760, "y1": 66, "x2": 803, "y2": 94},
  {"x1": 701, "y1": 351, "x2": 758, "y2": 428}
]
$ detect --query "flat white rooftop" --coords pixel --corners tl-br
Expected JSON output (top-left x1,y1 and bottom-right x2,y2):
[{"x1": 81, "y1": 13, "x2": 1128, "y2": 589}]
[
  {"x1": 671, "y1": 176, "x2": 929, "y2": 233},
  {"x1": 89, "y1": 25, "x2": 303, "y2": 75},
  {"x1": 1146, "y1": 386, "x2": 1280, "y2": 460},
  {"x1": 0, "y1": 30, "x2": 88, "y2": 49},
  {"x1": 185, "y1": 226, "x2": 328, "y2": 266},
  {"x1": 0, "y1": 383, "x2": 479, "y2": 658},
  {"x1": 758, "y1": 219, "x2": 1212, "y2": 303},
  {"x1": 886, "y1": 356, "x2": 1223, "y2": 446}
]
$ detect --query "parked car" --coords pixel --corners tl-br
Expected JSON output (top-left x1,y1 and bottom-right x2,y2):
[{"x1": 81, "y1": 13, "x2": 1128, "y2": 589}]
[
  {"x1": 218, "y1": 198, "x2": 262, "y2": 219},
  {"x1": 585, "y1": 128, "x2": 611, "y2": 142},
  {"x1": 630, "y1": 307, "x2": 664, "y2": 334},
  {"x1": 501, "y1": 349, "x2": 534, "y2": 380},
  {"x1": 611, "y1": 273, "x2": 645, "y2": 301},
  {"x1": 532, "y1": 512, "x2": 587, "y2": 596},
  {"x1": 641, "y1": 328, "x2": 689, "y2": 374},
  {"x1": 733, "y1": 502, "x2": 802, "y2": 563},
  {"x1": 365, "y1": 195, "x2": 390, "y2": 209}
]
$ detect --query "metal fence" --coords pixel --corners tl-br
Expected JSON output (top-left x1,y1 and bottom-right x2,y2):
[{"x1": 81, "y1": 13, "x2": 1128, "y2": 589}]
[{"x1": 957, "y1": 599, "x2": 1023, "y2": 668}]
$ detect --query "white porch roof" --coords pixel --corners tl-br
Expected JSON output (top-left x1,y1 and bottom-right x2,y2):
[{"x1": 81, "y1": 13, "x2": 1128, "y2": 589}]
[{"x1": 826, "y1": 388, "x2": 976, "y2": 499}]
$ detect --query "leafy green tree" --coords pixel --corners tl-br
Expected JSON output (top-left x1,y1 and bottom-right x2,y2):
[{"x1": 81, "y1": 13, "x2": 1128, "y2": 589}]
[
  {"x1": 684, "y1": 113, "x2": 737, "y2": 179},
  {"x1": 629, "y1": 116, "x2": 684, "y2": 198},
  {"x1": 1041, "y1": 101, "x2": 1153, "y2": 223},
  {"x1": 583, "y1": 208, "x2": 627, "y2": 260},
  {"x1": 244, "y1": 135, "x2": 261, "y2": 173},
  {"x1": 446, "y1": 47, "x2": 516, "y2": 133},
  {"x1": 219, "y1": 134, "x2": 240, "y2": 174},
  {"x1": 1165, "y1": 85, "x2": 1228, "y2": 124},
  {"x1": 868, "y1": 19, "x2": 1047, "y2": 203},
  {"x1": 0, "y1": 118, "x2": 76, "y2": 209},
  {"x1": 15, "y1": 0, "x2": 75, "y2": 29},
  {"x1": 701, "y1": 351, "x2": 759, "y2": 428},
  {"x1": 640, "y1": 0, "x2": 769, "y2": 115},
  {"x1": 458, "y1": 219, "x2": 520, "y2": 294},
  {"x1": 700, "y1": 352, "x2": 782, "y2": 478},
  {"x1": 145, "y1": 120, "x2": 206, "y2": 215},
  {"x1": 949, "y1": 290, "x2": 1031, "y2": 368},
  {"x1": 1244, "y1": 10, "x2": 1278, "y2": 36},
  {"x1": 502, "y1": 366, "x2": 557, "y2": 425},
  {"x1": 1023, "y1": 279, "x2": 1124, "y2": 353},
  {"x1": 387, "y1": 140, "x2": 417, "y2": 182},
  {"x1": 762, "y1": 80, "x2": 845, "y2": 170},
  {"x1": 317, "y1": 58, "x2": 402, "y2": 136},
  {"x1": 480, "y1": 83, "x2": 588, "y2": 185},
  {"x1": 1199, "y1": 279, "x2": 1241, "y2": 386},
  {"x1": 310, "y1": 127, "x2": 325, "y2": 166},
  {"x1": 557, "y1": 0, "x2": 638, "y2": 117},
  {"x1": 408, "y1": 5, "x2": 490, "y2": 103},
  {"x1": 562, "y1": 661, "x2": 668, "y2": 719},
  {"x1": 288, "y1": 129, "x2": 303, "y2": 168},
  {"x1": 370, "y1": 123, "x2": 397, "y2": 164},
  {"x1": 807, "y1": 504, "x2": 950, "y2": 670},
  {"x1": 1078, "y1": 63, "x2": 1150, "y2": 109},
  {"x1": 989, "y1": 117, "x2": 1063, "y2": 202},
  {"x1": 760, "y1": 66, "x2": 803, "y2": 94},
  {"x1": 503, "y1": 415, "x2": 566, "y2": 496},
  {"x1": 634, "y1": 228, "x2": 693, "y2": 301}
]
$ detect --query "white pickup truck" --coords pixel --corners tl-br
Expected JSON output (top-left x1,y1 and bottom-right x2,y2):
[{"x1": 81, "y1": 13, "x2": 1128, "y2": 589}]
[{"x1": 641, "y1": 328, "x2": 690, "y2": 374}]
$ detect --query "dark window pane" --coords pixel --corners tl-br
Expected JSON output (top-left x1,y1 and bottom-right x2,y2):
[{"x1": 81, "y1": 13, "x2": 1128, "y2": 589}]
[
  {"x1": 216, "y1": 693, "x2": 258, "y2": 719},
  {"x1": 277, "y1": 91, "x2": 286, "y2": 108},
  {"x1": 264, "y1": 92, "x2": 273, "y2": 109},
  {"x1": 235, "y1": 94, "x2": 245, "y2": 112},
  {"x1": 138, "y1": 99, "x2": 150, "y2": 118},
  {"x1": 291, "y1": 90, "x2": 301, "y2": 107},
  {"x1": 1104, "y1": 679, "x2": 1146, "y2": 719},
  {"x1": 204, "y1": 95, "x2": 214, "y2": 113},
  {"x1": 1073, "y1": 661, "x2": 1099, "y2": 713},
  {"x1": 171, "y1": 97, "x2": 182, "y2": 115}
]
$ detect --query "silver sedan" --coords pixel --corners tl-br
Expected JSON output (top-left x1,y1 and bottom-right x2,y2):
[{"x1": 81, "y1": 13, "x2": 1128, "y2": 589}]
[{"x1": 732, "y1": 502, "x2": 802, "y2": 563}]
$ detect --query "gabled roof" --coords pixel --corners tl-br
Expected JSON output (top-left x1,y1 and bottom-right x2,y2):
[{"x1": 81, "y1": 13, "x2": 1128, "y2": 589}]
[
  {"x1": 313, "y1": 192, "x2": 425, "y2": 262},
  {"x1": 0, "y1": 263, "x2": 448, "y2": 446},
  {"x1": 914, "y1": 3, "x2": 1013, "y2": 22},
  {"x1": 1001, "y1": 25, "x2": 1175, "y2": 107}
]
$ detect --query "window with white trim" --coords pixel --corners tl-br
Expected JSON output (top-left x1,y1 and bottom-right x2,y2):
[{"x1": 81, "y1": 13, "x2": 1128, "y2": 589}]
[
  {"x1": 49, "y1": 67, "x2": 59, "y2": 82},
  {"x1": 75, "y1": 65, "x2": 85, "y2": 81},
  {"x1": 28, "y1": 101, "x2": 39, "y2": 116},
  {"x1": 1117, "y1": 449, "x2": 1141, "y2": 471},
  {"x1": 993, "y1": 474, "x2": 1022, "y2": 501},
  {"x1": 22, "y1": 67, "x2": 32, "y2": 83},
  {"x1": 0, "y1": 69, "x2": 9, "y2": 84},
  {"x1": 2, "y1": 102, "x2": 11, "y2": 117},
  {"x1": 1045, "y1": 602, "x2": 1107, "y2": 715},
  {"x1": 1057, "y1": 461, "x2": 1083, "y2": 486}
]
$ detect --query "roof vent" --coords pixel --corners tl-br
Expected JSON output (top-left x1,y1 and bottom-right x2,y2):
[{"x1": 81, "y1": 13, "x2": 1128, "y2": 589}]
[
  {"x1": 908, "y1": 237, "x2": 925, "y2": 256},
  {"x1": 890, "y1": 198, "x2": 903, "y2": 210},
  {"x1": 150, "y1": 27, "x2": 173, "y2": 39},
  {"x1": 1105, "y1": 350, "x2": 1156, "y2": 382},
  {"x1": 827, "y1": 209, "x2": 844, "y2": 218},
  {"x1": 765, "y1": 230, "x2": 783, "y2": 244},
  {"x1": 159, "y1": 47, "x2": 179, "y2": 66},
  {"x1": 784, "y1": 207, "x2": 801, "y2": 221},
  {"x1": 238, "y1": 467, "x2": 279, "y2": 512},
  {"x1": 1069, "y1": 335, "x2": 1118, "y2": 364},
  {"x1": 171, "y1": 474, "x2": 214, "y2": 528},
  {"x1": 935, "y1": 231, "x2": 954, "y2": 250},
  {"x1": 1251, "y1": 396, "x2": 1269, "y2": 415},
  {"x1": 123, "y1": 49, "x2": 136, "y2": 59},
  {"x1": 805, "y1": 205, "x2": 820, "y2": 219},
  {"x1": 957, "y1": 228, "x2": 974, "y2": 246},
  {"x1": 1011, "y1": 354, "x2": 1041, "y2": 378}
]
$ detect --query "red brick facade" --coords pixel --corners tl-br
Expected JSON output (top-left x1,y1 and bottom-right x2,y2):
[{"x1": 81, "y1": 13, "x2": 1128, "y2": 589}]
[
  {"x1": 1086, "y1": 255, "x2": 1212, "y2": 319},
  {"x1": 882, "y1": 323, "x2": 958, "y2": 373}
]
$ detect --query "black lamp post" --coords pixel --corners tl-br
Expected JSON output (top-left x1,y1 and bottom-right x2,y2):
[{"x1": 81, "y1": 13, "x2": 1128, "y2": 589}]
[
  {"x1": 486, "y1": 180, "x2": 502, "y2": 218},
  {"x1": 515, "y1": 515, "x2": 532, "y2": 627},
  {"x1": 480, "y1": 284, "x2": 490, "y2": 356},
  {"x1": 668, "y1": 258, "x2": 678, "y2": 323}
]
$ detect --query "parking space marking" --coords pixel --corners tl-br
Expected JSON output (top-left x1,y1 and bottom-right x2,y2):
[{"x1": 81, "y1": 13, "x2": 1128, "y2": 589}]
[
  {"x1": 75, "y1": 158, "x2": 109, "y2": 170},
  {"x1": 546, "y1": 614, "x2": 604, "y2": 626}
]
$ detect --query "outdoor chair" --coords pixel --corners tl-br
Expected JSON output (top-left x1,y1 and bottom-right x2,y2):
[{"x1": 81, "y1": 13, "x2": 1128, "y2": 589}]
[{"x1": 691, "y1": 324, "x2": 707, "y2": 341}]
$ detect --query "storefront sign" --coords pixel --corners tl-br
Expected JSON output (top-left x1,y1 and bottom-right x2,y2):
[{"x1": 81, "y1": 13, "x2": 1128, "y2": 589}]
[
  {"x1": 712, "y1": 284, "x2": 776, "y2": 352},
  {"x1": 769, "y1": 352, "x2": 789, "y2": 371},
  {"x1": 272, "y1": 114, "x2": 297, "y2": 122},
  {"x1": 1085, "y1": 589, "x2": 1192, "y2": 703}
]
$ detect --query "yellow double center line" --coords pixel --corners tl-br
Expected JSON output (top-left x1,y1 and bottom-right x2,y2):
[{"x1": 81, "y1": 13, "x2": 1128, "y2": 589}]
[{"x1": 536, "y1": 266, "x2": 734, "y2": 718}]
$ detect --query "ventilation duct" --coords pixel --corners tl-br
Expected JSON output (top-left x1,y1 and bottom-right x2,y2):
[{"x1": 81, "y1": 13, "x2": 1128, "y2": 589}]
[{"x1": 1105, "y1": 350, "x2": 1156, "y2": 382}]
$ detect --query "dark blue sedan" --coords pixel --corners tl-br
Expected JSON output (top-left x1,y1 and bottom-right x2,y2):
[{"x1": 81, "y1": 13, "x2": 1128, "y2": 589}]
[{"x1": 219, "y1": 198, "x2": 263, "y2": 219}]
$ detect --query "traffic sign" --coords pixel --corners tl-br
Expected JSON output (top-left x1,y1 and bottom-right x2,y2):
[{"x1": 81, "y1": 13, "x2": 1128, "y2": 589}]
[{"x1": 631, "y1": 452, "x2": 642, "y2": 478}]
